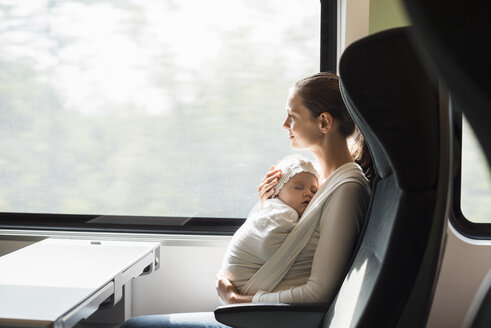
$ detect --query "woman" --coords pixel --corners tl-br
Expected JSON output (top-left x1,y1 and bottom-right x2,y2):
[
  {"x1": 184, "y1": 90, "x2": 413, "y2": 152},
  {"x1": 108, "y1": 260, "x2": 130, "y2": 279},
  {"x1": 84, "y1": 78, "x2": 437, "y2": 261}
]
[{"x1": 120, "y1": 72, "x2": 372, "y2": 327}]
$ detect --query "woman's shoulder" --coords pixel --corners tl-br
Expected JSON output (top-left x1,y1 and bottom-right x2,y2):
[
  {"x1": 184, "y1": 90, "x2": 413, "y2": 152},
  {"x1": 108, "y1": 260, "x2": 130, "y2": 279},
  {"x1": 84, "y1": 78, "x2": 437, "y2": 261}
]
[
  {"x1": 335, "y1": 162, "x2": 369, "y2": 180},
  {"x1": 318, "y1": 164, "x2": 371, "y2": 216},
  {"x1": 329, "y1": 180, "x2": 370, "y2": 202},
  {"x1": 321, "y1": 162, "x2": 370, "y2": 194},
  {"x1": 318, "y1": 181, "x2": 370, "y2": 232}
]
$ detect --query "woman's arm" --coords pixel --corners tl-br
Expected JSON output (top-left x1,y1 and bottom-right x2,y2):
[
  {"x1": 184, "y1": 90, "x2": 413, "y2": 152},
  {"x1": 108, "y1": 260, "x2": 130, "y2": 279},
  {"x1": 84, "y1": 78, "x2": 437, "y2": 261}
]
[
  {"x1": 257, "y1": 167, "x2": 282, "y2": 208},
  {"x1": 216, "y1": 274, "x2": 253, "y2": 304},
  {"x1": 253, "y1": 182, "x2": 370, "y2": 304}
]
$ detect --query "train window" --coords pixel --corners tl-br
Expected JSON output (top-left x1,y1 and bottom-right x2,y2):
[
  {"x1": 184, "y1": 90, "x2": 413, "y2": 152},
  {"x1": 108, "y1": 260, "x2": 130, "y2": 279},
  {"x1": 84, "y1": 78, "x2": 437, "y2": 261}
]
[
  {"x1": 0, "y1": 0, "x2": 327, "y2": 232},
  {"x1": 460, "y1": 118, "x2": 491, "y2": 224},
  {"x1": 453, "y1": 114, "x2": 491, "y2": 238}
]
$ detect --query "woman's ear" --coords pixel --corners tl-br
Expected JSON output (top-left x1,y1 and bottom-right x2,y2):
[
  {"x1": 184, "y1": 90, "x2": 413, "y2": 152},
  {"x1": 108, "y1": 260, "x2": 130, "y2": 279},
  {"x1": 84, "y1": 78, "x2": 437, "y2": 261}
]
[{"x1": 318, "y1": 112, "x2": 333, "y2": 134}]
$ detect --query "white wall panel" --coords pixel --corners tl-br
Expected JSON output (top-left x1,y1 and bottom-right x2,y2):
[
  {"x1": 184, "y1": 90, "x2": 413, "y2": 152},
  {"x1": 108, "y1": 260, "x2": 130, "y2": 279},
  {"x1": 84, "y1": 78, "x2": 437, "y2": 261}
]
[
  {"x1": 427, "y1": 226, "x2": 491, "y2": 328},
  {"x1": 131, "y1": 243, "x2": 229, "y2": 315}
]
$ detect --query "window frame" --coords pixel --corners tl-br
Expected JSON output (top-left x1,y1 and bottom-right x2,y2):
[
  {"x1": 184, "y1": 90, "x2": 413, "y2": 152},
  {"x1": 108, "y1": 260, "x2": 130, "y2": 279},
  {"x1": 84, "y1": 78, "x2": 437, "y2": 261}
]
[
  {"x1": 449, "y1": 110, "x2": 491, "y2": 240},
  {"x1": 0, "y1": 0, "x2": 338, "y2": 235}
]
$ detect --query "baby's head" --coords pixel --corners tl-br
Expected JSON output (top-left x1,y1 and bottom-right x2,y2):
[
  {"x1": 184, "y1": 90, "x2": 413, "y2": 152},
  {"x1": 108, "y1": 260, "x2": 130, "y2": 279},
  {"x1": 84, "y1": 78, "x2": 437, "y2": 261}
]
[{"x1": 273, "y1": 157, "x2": 320, "y2": 216}]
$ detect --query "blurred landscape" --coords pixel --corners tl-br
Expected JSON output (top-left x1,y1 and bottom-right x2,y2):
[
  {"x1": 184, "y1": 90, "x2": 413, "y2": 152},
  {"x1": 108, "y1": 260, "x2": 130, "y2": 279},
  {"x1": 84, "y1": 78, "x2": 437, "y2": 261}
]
[
  {"x1": 0, "y1": 0, "x2": 319, "y2": 218},
  {"x1": 2, "y1": 1, "x2": 486, "y2": 224}
]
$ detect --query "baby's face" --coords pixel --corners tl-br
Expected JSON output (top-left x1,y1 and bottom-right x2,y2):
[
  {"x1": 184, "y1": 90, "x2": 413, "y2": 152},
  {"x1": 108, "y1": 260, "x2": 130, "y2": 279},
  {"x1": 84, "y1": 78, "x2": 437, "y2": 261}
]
[{"x1": 277, "y1": 172, "x2": 318, "y2": 216}]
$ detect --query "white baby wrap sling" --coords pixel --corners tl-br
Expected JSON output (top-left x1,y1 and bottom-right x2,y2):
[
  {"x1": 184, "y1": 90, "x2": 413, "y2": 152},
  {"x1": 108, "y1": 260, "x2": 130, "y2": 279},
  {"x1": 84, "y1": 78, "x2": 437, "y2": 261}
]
[
  {"x1": 220, "y1": 162, "x2": 370, "y2": 295},
  {"x1": 220, "y1": 198, "x2": 299, "y2": 293}
]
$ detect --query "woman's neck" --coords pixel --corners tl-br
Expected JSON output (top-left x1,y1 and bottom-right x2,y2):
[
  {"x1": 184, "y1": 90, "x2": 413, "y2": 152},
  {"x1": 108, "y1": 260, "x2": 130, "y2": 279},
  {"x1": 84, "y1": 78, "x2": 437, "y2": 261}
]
[{"x1": 311, "y1": 135, "x2": 354, "y2": 180}]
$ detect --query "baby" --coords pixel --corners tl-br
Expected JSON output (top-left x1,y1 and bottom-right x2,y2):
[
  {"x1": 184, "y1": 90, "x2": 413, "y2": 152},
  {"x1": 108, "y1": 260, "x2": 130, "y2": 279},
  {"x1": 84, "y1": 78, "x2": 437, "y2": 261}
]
[{"x1": 219, "y1": 156, "x2": 319, "y2": 294}]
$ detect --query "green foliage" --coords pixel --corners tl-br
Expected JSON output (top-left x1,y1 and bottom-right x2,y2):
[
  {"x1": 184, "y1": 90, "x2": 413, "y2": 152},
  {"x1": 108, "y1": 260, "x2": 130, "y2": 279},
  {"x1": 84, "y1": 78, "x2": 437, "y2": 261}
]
[{"x1": 0, "y1": 0, "x2": 319, "y2": 218}]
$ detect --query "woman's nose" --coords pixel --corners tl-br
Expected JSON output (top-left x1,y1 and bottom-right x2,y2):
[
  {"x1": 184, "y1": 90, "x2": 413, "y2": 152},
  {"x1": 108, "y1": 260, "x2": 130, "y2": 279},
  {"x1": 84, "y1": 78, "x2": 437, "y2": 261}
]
[{"x1": 282, "y1": 116, "x2": 290, "y2": 129}]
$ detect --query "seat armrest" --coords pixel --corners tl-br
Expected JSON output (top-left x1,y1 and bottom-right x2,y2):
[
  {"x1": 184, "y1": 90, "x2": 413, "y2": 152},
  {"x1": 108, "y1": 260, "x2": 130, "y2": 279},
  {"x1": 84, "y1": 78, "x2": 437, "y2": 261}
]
[{"x1": 214, "y1": 303, "x2": 328, "y2": 328}]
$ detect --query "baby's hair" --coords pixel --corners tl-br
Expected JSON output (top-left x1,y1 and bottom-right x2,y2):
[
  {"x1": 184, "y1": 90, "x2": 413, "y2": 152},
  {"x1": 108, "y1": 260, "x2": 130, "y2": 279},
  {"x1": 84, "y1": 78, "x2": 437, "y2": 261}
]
[{"x1": 273, "y1": 154, "x2": 320, "y2": 197}]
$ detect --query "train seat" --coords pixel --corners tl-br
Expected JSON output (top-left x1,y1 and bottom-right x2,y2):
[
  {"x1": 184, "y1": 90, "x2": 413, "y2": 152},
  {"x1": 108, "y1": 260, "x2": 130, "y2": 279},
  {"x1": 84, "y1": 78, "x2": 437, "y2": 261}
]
[{"x1": 215, "y1": 26, "x2": 449, "y2": 328}]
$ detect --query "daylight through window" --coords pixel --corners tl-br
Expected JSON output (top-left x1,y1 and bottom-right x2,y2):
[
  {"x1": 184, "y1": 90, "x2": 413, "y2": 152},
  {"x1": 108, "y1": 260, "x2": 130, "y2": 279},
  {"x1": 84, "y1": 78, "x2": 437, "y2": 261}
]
[
  {"x1": 460, "y1": 117, "x2": 491, "y2": 224},
  {"x1": 0, "y1": 0, "x2": 320, "y2": 218}
]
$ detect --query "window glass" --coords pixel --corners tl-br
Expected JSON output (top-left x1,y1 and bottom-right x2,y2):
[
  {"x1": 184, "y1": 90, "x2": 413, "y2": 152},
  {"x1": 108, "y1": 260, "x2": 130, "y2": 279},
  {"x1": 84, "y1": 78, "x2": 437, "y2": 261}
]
[
  {"x1": 0, "y1": 0, "x2": 320, "y2": 218},
  {"x1": 460, "y1": 117, "x2": 491, "y2": 223}
]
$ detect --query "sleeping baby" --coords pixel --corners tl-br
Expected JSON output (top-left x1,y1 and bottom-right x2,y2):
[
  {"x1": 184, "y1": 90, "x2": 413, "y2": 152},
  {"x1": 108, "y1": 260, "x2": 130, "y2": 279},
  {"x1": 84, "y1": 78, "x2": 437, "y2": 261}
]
[{"x1": 219, "y1": 156, "x2": 319, "y2": 294}]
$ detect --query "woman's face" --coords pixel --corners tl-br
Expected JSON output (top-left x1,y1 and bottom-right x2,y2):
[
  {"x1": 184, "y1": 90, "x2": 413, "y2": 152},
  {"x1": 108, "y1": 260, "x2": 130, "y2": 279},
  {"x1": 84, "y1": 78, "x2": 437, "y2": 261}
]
[{"x1": 282, "y1": 90, "x2": 322, "y2": 150}]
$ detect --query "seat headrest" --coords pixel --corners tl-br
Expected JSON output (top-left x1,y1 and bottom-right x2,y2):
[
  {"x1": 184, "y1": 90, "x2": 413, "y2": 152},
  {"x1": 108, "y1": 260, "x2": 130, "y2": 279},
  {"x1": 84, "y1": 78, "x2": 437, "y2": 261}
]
[
  {"x1": 339, "y1": 27, "x2": 439, "y2": 191},
  {"x1": 402, "y1": 0, "x2": 491, "y2": 166}
]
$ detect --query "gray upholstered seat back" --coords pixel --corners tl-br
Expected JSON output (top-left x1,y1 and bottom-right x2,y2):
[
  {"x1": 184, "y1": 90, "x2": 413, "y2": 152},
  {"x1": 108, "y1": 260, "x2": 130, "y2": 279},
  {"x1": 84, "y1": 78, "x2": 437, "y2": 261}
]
[
  {"x1": 324, "y1": 27, "x2": 446, "y2": 328},
  {"x1": 402, "y1": 0, "x2": 491, "y2": 166}
]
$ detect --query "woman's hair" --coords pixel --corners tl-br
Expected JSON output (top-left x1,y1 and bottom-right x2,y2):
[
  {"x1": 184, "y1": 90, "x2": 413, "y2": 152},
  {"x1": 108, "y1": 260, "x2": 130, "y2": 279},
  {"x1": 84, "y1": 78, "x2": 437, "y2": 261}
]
[{"x1": 293, "y1": 72, "x2": 373, "y2": 181}]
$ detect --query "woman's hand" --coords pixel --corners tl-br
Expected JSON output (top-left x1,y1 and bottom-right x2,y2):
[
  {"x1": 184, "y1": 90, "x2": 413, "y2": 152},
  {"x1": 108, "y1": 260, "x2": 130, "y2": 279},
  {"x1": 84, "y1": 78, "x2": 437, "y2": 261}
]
[
  {"x1": 216, "y1": 274, "x2": 253, "y2": 304},
  {"x1": 257, "y1": 166, "x2": 282, "y2": 208}
]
